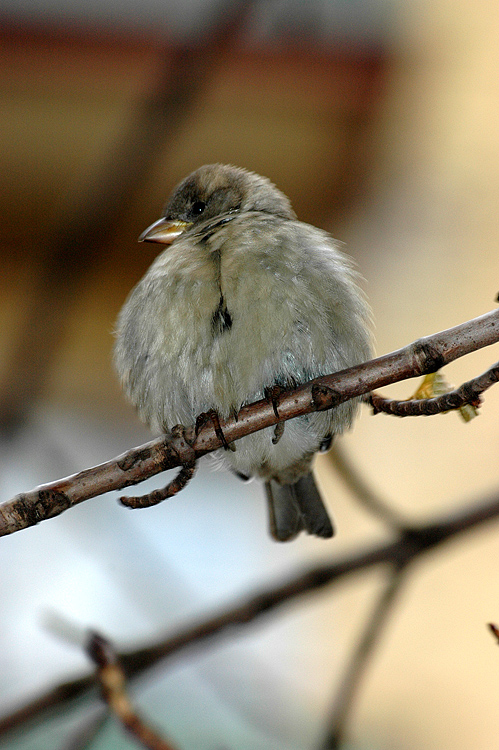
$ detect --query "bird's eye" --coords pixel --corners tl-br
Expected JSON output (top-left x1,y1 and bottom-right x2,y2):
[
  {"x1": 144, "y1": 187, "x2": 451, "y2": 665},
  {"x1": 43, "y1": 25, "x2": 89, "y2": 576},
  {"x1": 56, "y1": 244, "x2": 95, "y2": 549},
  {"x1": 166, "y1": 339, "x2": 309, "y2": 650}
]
[{"x1": 191, "y1": 201, "x2": 206, "y2": 216}]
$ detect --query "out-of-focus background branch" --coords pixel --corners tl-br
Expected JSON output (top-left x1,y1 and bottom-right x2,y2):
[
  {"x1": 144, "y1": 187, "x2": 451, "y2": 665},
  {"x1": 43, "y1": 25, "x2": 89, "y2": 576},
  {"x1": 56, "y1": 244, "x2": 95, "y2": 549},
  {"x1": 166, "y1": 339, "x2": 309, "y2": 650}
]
[
  {"x1": 3, "y1": 484, "x2": 499, "y2": 748},
  {"x1": 1, "y1": 1, "x2": 499, "y2": 749}
]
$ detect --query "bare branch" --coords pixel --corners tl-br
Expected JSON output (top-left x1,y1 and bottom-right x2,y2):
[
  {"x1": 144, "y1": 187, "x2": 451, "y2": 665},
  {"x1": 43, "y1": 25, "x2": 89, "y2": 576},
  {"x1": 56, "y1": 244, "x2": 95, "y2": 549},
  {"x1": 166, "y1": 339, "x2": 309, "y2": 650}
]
[
  {"x1": 2, "y1": 487, "x2": 499, "y2": 740},
  {"x1": 488, "y1": 623, "x2": 499, "y2": 644},
  {"x1": 320, "y1": 565, "x2": 408, "y2": 750},
  {"x1": 119, "y1": 425, "x2": 197, "y2": 508},
  {"x1": 328, "y1": 445, "x2": 408, "y2": 530},
  {"x1": 87, "y1": 632, "x2": 177, "y2": 750},
  {"x1": 366, "y1": 360, "x2": 499, "y2": 417},
  {"x1": 1, "y1": 308, "x2": 498, "y2": 536}
]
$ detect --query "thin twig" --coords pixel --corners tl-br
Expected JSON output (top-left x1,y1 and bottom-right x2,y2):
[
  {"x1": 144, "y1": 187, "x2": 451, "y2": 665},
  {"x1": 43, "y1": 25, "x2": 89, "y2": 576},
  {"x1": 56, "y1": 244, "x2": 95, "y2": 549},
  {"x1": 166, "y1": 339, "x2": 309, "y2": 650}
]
[
  {"x1": 328, "y1": 444, "x2": 408, "y2": 530},
  {"x1": 366, "y1": 361, "x2": 499, "y2": 416},
  {"x1": 2, "y1": 488, "x2": 499, "y2": 740},
  {"x1": 87, "y1": 632, "x2": 177, "y2": 750},
  {"x1": 488, "y1": 623, "x2": 499, "y2": 644},
  {"x1": 320, "y1": 564, "x2": 408, "y2": 750},
  {"x1": 1, "y1": 308, "x2": 499, "y2": 537}
]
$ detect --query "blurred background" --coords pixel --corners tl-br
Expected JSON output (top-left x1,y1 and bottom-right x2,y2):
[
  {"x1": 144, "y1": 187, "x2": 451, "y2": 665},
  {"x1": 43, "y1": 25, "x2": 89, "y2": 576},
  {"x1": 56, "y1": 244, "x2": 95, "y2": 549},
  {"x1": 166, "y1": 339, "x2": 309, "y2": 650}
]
[{"x1": 1, "y1": 0, "x2": 499, "y2": 748}]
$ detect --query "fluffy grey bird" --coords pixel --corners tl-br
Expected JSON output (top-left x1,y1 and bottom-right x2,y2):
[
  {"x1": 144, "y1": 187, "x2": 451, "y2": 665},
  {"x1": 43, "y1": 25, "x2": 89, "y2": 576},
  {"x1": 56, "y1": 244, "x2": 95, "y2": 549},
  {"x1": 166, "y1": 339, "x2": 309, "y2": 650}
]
[{"x1": 114, "y1": 164, "x2": 371, "y2": 541}]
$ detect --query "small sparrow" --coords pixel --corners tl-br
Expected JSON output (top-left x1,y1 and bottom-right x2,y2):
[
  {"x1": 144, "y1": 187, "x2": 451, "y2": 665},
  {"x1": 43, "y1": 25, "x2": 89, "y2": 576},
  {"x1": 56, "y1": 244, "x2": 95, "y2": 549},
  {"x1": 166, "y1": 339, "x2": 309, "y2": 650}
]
[{"x1": 114, "y1": 164, "x2": 371, "y2": 541}]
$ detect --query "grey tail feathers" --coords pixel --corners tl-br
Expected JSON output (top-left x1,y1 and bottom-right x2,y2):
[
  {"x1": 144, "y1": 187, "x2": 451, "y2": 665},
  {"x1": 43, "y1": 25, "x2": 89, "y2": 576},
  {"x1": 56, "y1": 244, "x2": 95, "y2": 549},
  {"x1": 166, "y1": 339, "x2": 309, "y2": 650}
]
[{"x1": 265, "y1": 472, "x2": 334, "y2": 542}]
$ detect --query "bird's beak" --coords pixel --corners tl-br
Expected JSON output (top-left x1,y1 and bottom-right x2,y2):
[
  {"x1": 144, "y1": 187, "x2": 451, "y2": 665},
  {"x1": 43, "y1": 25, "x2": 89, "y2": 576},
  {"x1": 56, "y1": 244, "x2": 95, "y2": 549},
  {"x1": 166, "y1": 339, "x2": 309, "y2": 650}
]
[{"x1": 138, "y1": 218, "x2": 193, "y2": 244}]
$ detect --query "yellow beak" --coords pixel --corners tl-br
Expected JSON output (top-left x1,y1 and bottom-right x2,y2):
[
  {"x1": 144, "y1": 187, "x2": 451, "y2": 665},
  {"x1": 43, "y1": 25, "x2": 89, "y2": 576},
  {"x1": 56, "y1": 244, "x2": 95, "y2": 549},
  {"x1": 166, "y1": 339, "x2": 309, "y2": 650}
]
[{"x1": 138, "y1": 218, "x2": 193, "y2": 244}]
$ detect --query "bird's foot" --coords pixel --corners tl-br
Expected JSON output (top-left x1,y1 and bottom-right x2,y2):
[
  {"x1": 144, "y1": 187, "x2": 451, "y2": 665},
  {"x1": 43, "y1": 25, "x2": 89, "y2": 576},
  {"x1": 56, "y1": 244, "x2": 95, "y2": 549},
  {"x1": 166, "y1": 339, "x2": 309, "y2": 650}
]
[
  {"x1": 272, "y1": 421, "x2": 285, "y2": 445},
  {"x1": 119, "y1": 424, "x2": 197, "y2": 508},
  {"x1": 196, "y1": 409, "x2": 235, "y2": 451},
  {"x1": 264, "y1": 385, "x2": 285, "y2": 444}
]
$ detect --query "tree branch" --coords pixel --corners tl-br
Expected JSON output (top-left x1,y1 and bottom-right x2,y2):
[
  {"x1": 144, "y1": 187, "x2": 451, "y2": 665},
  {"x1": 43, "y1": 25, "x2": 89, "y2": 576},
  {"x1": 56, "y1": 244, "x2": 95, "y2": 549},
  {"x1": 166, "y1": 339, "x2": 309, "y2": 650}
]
[
  {"x1": 1, "y1": 487, "x2": 499, "y2": 740},
  {"x1": 320, "y1": 564, "x2": 408, "y2": 750},
  {"x1": 1, "y1": 307, "x2": 498, "y2": 536},
  {"x1": 366, "y1": 361, "x2": 499, "y2": 416},
  {"x1": 488, "y1": 623, "x2": 499, "y2": 644},
  {"x1": 328, "y1": 444, "x2": 409, "y2": 530},
  {"x1": 87, "y1": 632, "x2": 178, "y2": 750}
]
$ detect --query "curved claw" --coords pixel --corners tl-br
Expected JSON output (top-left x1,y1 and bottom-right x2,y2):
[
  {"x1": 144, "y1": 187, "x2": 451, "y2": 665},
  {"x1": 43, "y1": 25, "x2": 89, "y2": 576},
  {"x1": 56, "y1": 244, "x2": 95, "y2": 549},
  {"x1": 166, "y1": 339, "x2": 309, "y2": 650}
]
[
  {"x1": 196, "y1": 409, "x2": 234, "y2": 451},
  {"x1": 272, "y1": 421, "x2": 285, "y2": 445},
  {"x1": 264, "y1": 384, "x2": 284, "y2": 419},
  {"x1": 264, "y1": 385, "x2": 286, "y2": 444}
]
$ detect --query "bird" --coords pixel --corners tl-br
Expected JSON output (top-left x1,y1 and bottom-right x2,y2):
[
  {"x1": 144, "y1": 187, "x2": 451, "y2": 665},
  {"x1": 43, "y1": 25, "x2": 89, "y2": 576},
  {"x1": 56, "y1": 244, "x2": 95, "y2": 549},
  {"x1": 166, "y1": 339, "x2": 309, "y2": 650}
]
[{"x1": 114, "y1": 164, "x2": 372, "y2": 541}]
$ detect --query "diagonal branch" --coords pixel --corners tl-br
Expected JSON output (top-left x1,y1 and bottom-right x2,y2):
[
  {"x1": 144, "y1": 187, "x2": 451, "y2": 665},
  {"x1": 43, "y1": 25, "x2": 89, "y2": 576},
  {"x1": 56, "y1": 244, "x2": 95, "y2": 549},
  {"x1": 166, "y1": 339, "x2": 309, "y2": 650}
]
[
  {"x1": 87, "y1": 632, "x2": 178, "y2": 750},
  {"x1": 319, "y1": 564, "x2": 408, "y2": 749},
  {"x1": 1, "y1": 307, "x2": 499, "y2": 536},
  {"x1": 328, "y1": 444, "x2": 408, "y2": 530},
  {"x1": 1, "y1": 487, "x2": 499, "y2": 739}
]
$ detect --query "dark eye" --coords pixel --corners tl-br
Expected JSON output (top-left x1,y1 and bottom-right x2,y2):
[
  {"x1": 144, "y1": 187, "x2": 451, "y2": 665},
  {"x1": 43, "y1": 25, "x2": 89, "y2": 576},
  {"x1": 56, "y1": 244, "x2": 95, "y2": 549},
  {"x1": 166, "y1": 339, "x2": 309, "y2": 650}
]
[{"x1": 191, "y1": 201, "x2": 206, "y2": 216}]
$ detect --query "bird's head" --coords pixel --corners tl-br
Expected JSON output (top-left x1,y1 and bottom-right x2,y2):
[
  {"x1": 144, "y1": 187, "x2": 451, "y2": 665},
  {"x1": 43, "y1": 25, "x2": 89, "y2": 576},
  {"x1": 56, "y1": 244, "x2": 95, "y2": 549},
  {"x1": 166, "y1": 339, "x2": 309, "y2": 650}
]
[{"x1": 138, "y1": 164, "x2": 296, "y2": 245}]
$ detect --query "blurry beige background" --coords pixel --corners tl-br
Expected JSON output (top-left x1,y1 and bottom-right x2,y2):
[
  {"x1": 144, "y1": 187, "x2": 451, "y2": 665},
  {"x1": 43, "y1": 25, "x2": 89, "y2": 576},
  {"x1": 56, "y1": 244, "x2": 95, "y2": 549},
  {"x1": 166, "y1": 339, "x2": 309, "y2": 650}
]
[{"x1": 1, "y1": 1, "x2": 499, "y2": 748}]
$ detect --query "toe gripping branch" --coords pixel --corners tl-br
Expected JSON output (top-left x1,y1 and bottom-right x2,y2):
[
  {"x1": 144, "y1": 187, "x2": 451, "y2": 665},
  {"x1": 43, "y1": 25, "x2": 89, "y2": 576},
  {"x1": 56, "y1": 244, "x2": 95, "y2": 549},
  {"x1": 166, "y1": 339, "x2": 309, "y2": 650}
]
[
  {"x1": 264, "y1": 385, "x2": 285, "y2": 445},
  {"x1": 196, "y1": 409, "x2": 235, "y2": 451},
  {"x1": 120, "y1": 425, "x2": 197, "y2": 509}
]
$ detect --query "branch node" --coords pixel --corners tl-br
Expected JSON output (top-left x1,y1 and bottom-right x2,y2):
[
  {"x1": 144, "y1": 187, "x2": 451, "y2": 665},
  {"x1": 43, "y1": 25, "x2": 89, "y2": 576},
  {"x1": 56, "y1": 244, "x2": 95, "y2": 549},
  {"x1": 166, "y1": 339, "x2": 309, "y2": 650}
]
[
  {"x1": 311, "y1": 383, "x2": 341, "y2": 411},
  {"x1": 411, "y1": 340, "x2": 446, "y2": 375},
  {"x1": 86, "y1": 631, "x2": 116, "y2": 668},
  {"x1": 168, "y1": 423, "x2": 197, "y2": 465},
  {"x1": 117, "y1": 446, "x2": 154, "y2": 473},
  {"x1": 399, "y1": 524, "x2": 446, "y2": 558},
  {"x1": 86, "y1": 630, "x2": 177, "y2": 750}
]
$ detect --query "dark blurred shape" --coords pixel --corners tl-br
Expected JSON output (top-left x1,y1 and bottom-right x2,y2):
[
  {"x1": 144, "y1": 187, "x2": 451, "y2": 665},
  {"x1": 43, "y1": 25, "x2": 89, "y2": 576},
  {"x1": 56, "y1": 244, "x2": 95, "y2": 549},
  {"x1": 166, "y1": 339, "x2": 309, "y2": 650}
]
[{"x1": 0, "y1": 1, "x2": 254, "y2": 436}]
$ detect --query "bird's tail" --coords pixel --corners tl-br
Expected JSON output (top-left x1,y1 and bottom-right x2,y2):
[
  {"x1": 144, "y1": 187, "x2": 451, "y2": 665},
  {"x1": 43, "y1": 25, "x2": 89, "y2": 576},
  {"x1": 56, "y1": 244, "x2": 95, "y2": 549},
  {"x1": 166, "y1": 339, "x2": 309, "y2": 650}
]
[{"x1": 265, "y1": 472, "x2": 334, "y2": 542}]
